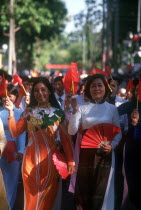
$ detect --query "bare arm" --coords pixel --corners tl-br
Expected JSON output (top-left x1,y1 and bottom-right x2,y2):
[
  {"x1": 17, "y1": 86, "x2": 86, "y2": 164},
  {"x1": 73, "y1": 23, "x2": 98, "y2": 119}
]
[{"x1": 0, "y1": 119, "x2": 7, "y2": 156}]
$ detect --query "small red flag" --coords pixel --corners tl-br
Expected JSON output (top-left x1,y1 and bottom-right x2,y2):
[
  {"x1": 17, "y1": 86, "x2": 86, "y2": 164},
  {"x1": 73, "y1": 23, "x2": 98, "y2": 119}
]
[
  {"x1": 95, "y1": 67, "x2": 107, "y2": 76},
  {"x1": 105, "y1": 66, "x2": 111, "y2": 77},
  {"x1": 12, "y1": 74, "x2": 27, "y2": 95},
  {"x1": 89, "y1": 67, "x2": 105, "y2": 75},
  {"x1": 137, "y1": 80, "x2": 141, "y2": 102},
  {"x1": 126, "y1": 79, "x2": 135, "y2": 92},
  {"x1": 0, "y1": 75, "x2": 7, "y2": 97},
  {"x1": 12, "y1": 74, "x2": 23, "y2": 86},
  {"x1": 89, "y1": 69, "x2": 97, "y2": 75},
  {"x1": 89, "y1": 66, "x2": 110, "y2": 77},
  {"x1": 63, "y1": 62, "x2": 80, "y2": 95}
]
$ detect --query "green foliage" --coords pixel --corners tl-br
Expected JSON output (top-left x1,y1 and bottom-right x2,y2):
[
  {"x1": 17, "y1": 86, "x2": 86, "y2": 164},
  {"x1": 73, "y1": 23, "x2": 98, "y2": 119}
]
[
  {"x1": 72, "y1": 0, "x2": 103, "y2": 70},
  {"x1": 31, "y1": 26, "x2": 102, "y2": 71},
  {"x1": 0, "y1": 0, "x2": 67, "y2": 71},
  {"x1": 32, "y1": 35, "x2": 83, "y2": 71},
  {"x1": 0, "y1": 0, "x2": 67, "y2": 37}
]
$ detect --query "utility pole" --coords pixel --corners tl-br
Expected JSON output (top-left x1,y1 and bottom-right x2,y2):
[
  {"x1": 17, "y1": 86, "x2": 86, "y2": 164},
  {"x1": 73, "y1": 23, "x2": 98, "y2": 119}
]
[
  {"x1": 137, "y1": 0, "x2": 141, "y2": 34},
  {"x1": 113, "y1": 0, "x2": 119, "y2": 72},
  {"x1": 102, "y1": 0, "x2": 107, "y2": 70},
  {"x1": 82, "y1": 28, "x2": 86, "y2": 72},
  {"x1": 8, "y1": 0, "x2": 16, "y2": 75}
]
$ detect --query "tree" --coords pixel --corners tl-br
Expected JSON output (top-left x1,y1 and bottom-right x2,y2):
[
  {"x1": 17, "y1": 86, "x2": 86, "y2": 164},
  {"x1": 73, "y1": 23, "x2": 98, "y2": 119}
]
[
  {"x1": 33, "y1": 35, "x2": 83, "y2": 71},
  {"x1": 73, "y1": 0, "x2": 103, "y2": 70},
  {"x1": 0, "y1": 0, "x2": 67, "y2": 72}
]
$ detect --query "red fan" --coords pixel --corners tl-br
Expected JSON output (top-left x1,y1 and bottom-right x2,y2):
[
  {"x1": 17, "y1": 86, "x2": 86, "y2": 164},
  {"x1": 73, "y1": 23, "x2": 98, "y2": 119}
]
[
  {"x1": 81, "y1": 123, "x2": 121, "y2": 148},
  {"x1": 52, "y1": 151, "x2": 69, "y2": 179},
  {"x1": 3, "y1": 140, "x2": 17, "y2": 162}
]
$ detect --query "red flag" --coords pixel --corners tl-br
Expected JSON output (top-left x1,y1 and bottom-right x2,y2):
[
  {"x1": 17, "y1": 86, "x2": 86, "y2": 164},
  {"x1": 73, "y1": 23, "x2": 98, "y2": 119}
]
[
  {"x1": 63, "y1": 62, "x2": 80, "y2": 95},
  {"x1": 131, "y1": 34, "x2": 141, "y2": 42},
  {"x1": 137, "y1": 80, "x2": 141, "y2": 102},
  {"x1": 89, "y1": 66, "x2": 109, "y2": 76},
  {"x1": 95, "y1": 67, "x2": 107, "y2": 76},
  {"x1": 12, "y1": 74, "x2": 27, "y2": 95},
  {"x1": 0, "y1": 75, "x2": 7, "y2": 97},
  {"x1": 105, "y1": 66, "x2": 111, "y2": 77},
  {"x1": 12, "y1": 74, "x2": 23, "y2": 86},
  {"x1": 89, "y1": 67, "x2": 105, "y2": 75},
  {"x1": 126, "y1": 79, "x2": 135, "y2": 92},
  {"x1": 89, "y1": 69, "x2": 97, "y2": 75}
]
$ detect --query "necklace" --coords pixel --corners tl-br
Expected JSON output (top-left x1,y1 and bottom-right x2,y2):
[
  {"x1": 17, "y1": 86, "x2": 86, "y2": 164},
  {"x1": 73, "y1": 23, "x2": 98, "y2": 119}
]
[{"x1": 37, "y1": 103, "x2": 51, "y2": 108}]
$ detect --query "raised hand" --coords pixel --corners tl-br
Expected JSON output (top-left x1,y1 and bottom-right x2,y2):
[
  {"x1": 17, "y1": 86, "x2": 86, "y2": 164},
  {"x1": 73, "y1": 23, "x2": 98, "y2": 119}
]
[
  {"x1": 67, "y1": 165, "x2": 76, "y2": 175},
  {"x1": 71, "y1": 96, "x2": 78, "y2": 114},
  {"x1": 4, "y1": 96, "x2": 14, "y2": 111},
  {"x1": 25, "y1": 93, "x2": 30, "y2": 105}
]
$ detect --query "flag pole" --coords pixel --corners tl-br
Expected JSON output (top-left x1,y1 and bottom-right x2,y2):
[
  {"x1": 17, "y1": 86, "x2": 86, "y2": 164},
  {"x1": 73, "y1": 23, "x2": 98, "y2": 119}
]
[
  {"x1": 108, "y1": 83, "x2": 112, "y2": 92},
  {"x1": 137, "y1": 96, "x2": 139, "y2": 109},
  {"x1": 72, "y1": 81, "x2": 74, "y2": 95},
  {"x1": 21, "y1": 84, "x2": 27, "y2": 95},
  {"x1": 5, "y1": 88, "x2": 8, "y2": 97}
]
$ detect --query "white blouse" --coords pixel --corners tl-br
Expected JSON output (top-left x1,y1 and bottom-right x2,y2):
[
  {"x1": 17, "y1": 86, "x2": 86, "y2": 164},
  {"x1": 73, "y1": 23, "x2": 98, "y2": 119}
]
[{"x1": 68, "y1": 101, "x2": 122, "y2": 149}]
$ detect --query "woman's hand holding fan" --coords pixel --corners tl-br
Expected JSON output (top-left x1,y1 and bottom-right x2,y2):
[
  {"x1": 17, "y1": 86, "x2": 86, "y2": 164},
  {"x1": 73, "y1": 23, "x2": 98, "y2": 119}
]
[{"x1": 99, "y1": 141, "x2": 112, "y2": 153}]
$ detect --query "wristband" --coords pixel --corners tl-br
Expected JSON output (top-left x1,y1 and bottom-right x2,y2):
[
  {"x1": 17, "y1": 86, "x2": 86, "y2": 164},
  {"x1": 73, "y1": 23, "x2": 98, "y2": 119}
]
[{"x1": 68, "y1": 161, "x2": 76, "y2": 166}]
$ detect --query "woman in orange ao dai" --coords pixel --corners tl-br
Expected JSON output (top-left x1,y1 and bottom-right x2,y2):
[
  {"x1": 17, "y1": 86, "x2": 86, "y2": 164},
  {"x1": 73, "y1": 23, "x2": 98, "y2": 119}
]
[{"x1": 5, "y1": 77, "x2": 75, "y2": 210}]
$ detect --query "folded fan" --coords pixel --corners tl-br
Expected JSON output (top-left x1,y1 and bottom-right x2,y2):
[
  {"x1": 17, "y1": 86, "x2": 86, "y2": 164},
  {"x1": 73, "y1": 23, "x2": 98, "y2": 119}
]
[{"x1": 52, "y1": 151, "x2": 69, "y2": 179}]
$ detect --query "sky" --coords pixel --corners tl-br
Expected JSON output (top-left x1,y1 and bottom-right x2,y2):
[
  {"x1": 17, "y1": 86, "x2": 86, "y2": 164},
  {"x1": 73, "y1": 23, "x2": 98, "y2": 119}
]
[{"x1": 62, "y1": 0, "x2": 86, "y2": 32}]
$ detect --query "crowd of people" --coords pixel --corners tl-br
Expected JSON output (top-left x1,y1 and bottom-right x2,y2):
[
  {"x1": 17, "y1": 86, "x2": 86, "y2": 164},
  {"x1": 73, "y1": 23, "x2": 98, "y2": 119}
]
[{"x1": 0, "y1": 68, "x2": 140, "y2": 210}]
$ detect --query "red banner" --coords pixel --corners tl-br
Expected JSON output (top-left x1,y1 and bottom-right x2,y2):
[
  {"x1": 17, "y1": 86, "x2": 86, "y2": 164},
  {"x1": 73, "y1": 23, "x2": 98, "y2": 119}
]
[{"x1": 45, "y1": 64, "x2": 70, "y2": 69}]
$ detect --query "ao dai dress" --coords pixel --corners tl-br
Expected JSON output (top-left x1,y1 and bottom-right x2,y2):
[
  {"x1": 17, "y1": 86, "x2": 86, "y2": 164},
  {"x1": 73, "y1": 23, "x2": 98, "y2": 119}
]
[
  {"x1": 8, "y1": 105, "x2": 74, "y2": 210},
  {"x1": 68, "y1": 101, "x2": 122, "y2": 210}
]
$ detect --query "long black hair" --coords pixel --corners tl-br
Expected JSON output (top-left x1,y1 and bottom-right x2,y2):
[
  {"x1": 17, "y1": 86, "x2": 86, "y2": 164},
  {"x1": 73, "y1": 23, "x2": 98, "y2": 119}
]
[{"x1": 28, "y1": 77, "x2": 61, "y2": 109}]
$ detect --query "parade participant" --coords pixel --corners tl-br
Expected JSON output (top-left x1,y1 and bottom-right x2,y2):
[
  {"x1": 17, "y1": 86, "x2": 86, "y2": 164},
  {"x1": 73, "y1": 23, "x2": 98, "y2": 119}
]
[
  {"x1": 5, "y1": 77, "x2": 75, "y2": 210},
  {"x1": 108, "y1": 77, "x2": 126, "y2": 106},
  {"x1": 108, "y1": 77, "x2": 128, "y2": 210},
  {"x1": 0, "y1": 69, "x2": 12, "y2": 85},
  {"x1": 0, "y1": 84, "x2": 26, "y2": 210},
  {"x1": 54, "y1": 76, "x2": 65, "y2": 110},
  {"x1": 68, "y1": 74, "x2": 122, "y2": 210},
  {"x1": 0, "y1": 118, "x2": 7, "y2": 209},
  {"x1": 118, "y1": 82, "x2": 141, "y2": 210},
  {"x1": 118, "y1": 88, "x2": 127, "y2": 99}
]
